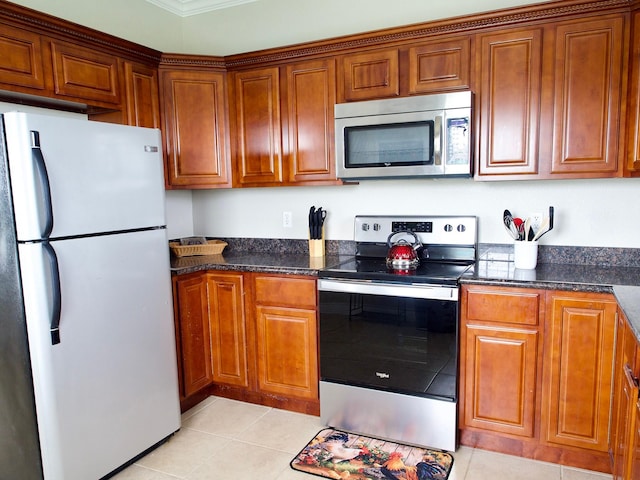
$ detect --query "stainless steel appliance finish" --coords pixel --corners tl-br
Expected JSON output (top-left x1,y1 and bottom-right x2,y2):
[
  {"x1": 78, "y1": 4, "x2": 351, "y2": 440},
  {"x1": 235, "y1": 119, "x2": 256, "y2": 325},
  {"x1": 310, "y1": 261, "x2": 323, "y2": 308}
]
[
  {"x1": 0, "y1": 112, "x2": 180, "y2": 480},
  {"x1": 318, "y1": 215, "x2": 477, "y2": 452},
  {"x1": 335, "y1": 91, "x2": 472, "y2": 180}
]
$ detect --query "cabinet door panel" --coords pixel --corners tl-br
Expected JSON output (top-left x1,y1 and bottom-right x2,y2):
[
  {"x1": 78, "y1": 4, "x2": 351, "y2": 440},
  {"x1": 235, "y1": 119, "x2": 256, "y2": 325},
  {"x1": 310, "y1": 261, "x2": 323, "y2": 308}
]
[
  {"x1": 631, "y1": 398, "x2": 640, "y2": 480},
  {"x1": 233, "y1": 67, "x2": 282, "y2": 185},
  {"x1": 285, "y1": 59, "x2": 336, "y2": 182},
  {"x1": 340, "y1": 49, "x2": 399, "y2": 101},
  {"x1": 161, "y1": 69, "x2": 230, "y2": 188},
  {"x1": 207, "y1": 273, "x2": 248, "y2": 387},
  {"x1": 50, "y1": 40, "x2": 121, "y2": 105},
  {"x1": 626, "y1": 10, "x2": 640, "y2": 173},
  {"x1": 543, "y1": 294, "x2": 617, "y2": 451},
  {"x1": 0, "y1": 25, "x2": 45, "y2": 90},
  {"x1": 408, "y1": 37, "x2": 471, "y2": 94},
  {"x1": 124, "y1": 62, "x2": 160, "y2": 128},
  {"x1": 477, "y1": 28, "x2": 542, "y2": 176},
  {"x1": 551, "y1": 17, "x2": 624, "y2": 175},
  {"x1": 255, "y1": 305, "x2": 318, "y2": 399},
  {"x1": 175, "y1": 275, "x2": 213, "y2": 398},
  {"x1": 463, "y1": 325, "x2": 538, "y2": 437}
]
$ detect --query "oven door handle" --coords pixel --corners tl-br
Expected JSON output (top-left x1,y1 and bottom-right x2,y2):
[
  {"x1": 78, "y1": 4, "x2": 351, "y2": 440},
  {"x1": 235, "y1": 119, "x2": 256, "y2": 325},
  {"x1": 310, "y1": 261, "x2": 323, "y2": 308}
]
[{"x1": 317, "y1": 278, "x2": 457, "y2": 300}]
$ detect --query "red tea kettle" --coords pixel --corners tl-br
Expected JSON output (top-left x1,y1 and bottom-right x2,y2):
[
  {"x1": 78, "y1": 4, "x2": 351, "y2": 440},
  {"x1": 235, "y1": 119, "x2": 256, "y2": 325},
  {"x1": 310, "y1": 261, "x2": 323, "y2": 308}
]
[{"x1": 386, "y1": 231, "x2": 422, "y2": 270}]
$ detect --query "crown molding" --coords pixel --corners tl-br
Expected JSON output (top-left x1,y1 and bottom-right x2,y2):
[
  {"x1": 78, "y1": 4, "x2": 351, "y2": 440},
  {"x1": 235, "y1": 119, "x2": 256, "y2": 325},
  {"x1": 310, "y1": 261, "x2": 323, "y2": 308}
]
[{"x1": 145, "y1": 0, "x2": 259, "y2": 16}]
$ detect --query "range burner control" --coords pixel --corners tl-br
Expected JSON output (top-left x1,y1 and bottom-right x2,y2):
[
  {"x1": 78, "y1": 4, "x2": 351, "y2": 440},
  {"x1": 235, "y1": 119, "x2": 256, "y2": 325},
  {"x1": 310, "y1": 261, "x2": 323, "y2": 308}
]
[
  {"x1": 355, "y1": 215, "x2": 477, "y2": 246},
  {"x1": 392, "y1": 221, "x2": 432, "y2": 233}
]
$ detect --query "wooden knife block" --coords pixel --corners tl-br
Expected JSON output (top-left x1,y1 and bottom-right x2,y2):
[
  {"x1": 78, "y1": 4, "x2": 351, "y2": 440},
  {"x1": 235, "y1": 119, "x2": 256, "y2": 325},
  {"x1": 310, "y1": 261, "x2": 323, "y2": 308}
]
[{"x1": 309, "y1": 230, "x2": 325, "y2": 258}]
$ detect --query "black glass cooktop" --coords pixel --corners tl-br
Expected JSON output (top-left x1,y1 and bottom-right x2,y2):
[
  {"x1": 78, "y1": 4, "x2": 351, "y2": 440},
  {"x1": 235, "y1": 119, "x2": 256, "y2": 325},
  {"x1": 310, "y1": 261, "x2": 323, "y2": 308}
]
[{"x1": 319, "y1": 257, "x2": 474, "y2": 285}]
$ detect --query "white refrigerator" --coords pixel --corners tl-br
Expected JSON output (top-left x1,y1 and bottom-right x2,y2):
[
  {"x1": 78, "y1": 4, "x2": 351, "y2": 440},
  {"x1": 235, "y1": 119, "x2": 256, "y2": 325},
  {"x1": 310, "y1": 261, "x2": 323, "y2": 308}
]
[{"x1": 0, "y1": 112, "x2": 181, "y2": 479}]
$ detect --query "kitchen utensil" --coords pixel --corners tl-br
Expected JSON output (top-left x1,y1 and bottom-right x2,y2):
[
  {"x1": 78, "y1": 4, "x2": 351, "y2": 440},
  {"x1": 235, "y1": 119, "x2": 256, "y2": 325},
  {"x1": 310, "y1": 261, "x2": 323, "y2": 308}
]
[
  {"x1": 513, "y1": 217, "x2": 524, "y2": 240},
  {"x1": 316, "y1": 207, "x2": 326, "y2": 238},
  {"x1": 534, "y1": 206, "x2": 555, "y2": 241},
  {"x1": 503, "y1": 210, "x2": 519, "y2": 240},
  {"x1": 523, "y1": 217, "x2": 532, "y2": 241},
  {"x1": 532, "y1": 217, "x2": 550, "y2": 241},
  {"x1": 308, "y1": 206, "x2": 317, "y2": 239},
  {"x1": 386, "y1": 230, "x2": 422, "y2": 270}
]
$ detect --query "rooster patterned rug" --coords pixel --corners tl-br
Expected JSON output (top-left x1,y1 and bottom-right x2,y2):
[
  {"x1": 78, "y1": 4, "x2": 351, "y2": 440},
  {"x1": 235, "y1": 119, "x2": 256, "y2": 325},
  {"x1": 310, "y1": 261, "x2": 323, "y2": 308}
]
[{"x1": 290, "y1": 428, "x2": 453, "y2": 480}]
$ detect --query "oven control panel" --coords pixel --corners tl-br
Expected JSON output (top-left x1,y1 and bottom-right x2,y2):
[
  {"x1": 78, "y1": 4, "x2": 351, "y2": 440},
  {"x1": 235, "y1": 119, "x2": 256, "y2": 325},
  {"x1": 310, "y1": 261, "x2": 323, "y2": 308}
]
[
  {"x1": 355, "y1": 215, "x2": 477, "y2": 245},
  {"x1": 391, "y1": 221, "x2": 433, "y2": 233}
]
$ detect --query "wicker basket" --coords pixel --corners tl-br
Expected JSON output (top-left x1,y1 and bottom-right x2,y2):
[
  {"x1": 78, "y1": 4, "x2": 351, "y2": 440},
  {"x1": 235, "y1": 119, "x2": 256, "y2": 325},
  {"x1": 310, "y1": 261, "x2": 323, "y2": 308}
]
[{"x1": 169, "y1": 240, "x2": 227, "y2": 257}]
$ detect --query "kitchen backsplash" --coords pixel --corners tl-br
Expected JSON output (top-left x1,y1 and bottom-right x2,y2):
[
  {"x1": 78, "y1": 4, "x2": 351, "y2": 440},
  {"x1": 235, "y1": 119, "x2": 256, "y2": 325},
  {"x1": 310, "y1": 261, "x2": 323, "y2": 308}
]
[{"x1": 200, "y1": 238, "x2": 640, "y2": 268}]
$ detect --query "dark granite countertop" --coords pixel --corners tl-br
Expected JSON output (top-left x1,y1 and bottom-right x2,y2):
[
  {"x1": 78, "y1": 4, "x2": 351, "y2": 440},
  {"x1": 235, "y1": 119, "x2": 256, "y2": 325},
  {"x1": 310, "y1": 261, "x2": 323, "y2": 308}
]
[{"x1": 170, "y1": 252, "x2": 348, "y2": 276}]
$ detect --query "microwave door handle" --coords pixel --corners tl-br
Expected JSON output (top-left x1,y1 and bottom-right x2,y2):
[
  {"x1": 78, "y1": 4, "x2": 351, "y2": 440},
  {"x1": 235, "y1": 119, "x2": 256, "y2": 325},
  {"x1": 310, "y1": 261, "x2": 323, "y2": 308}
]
[{"x1": 434, "y1": 115, "x2": 442, "y2": 165}]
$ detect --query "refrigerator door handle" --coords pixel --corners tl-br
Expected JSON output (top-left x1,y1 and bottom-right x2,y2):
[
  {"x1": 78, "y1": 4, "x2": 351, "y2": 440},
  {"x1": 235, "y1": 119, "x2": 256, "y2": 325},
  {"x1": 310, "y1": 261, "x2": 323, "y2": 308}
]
[
  {"x1": 31, "y1": 130, "x2": 54, "y2": 239},
  {"x1": 43, "y1": 241, "x2": 62, "y2": 345}
]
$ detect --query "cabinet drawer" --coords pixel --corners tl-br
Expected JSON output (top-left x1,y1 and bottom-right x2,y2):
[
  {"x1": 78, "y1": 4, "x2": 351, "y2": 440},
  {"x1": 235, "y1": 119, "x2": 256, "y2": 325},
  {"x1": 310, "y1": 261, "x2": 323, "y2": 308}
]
[
  {"x1": 254, "y1": 275, "x2": 316, "y2": 309},
  {"x1": 464, "y1": 287, "x2": 541, "y2": 326}
]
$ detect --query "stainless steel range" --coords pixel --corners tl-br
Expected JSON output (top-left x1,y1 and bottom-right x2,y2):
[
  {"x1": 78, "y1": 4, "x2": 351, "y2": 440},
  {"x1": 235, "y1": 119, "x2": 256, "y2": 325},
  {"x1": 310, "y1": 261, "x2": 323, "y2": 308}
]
[{"x1": 318, "y1": 215, "x2": 477, "y2": 452}]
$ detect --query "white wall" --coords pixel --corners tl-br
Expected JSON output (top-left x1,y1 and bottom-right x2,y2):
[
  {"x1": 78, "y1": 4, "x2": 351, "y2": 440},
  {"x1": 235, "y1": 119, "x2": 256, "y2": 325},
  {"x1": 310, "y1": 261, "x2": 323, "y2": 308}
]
[
  {"x1": 165, "y1": 190, "x2": 194, "y2": 239},
  {"x1": 190, "y1": 178, "x2": 640, "y2": 248},
  {"x1": 8, "y1": 0, "x2": 551, "y2": 55}
]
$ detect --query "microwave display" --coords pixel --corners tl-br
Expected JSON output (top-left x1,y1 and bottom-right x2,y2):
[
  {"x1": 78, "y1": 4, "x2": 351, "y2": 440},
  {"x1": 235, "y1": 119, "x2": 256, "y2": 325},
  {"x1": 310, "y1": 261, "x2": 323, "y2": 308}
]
[{"x1": 344, "y1": 121, "x2": 434, "y2": 168}]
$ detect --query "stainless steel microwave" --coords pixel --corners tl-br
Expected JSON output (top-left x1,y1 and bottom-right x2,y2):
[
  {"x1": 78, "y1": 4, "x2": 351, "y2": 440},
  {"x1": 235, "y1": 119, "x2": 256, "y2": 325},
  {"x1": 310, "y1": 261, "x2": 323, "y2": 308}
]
[{"x1": 335, "y1": 91, "x2": 472, "y2": 180}]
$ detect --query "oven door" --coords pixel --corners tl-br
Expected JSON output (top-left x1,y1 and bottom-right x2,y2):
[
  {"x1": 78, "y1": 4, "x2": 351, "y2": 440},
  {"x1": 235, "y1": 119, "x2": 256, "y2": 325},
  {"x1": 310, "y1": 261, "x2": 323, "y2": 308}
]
[{"x1": 318, "y1": 278, "x2": 459, "y2": 402}]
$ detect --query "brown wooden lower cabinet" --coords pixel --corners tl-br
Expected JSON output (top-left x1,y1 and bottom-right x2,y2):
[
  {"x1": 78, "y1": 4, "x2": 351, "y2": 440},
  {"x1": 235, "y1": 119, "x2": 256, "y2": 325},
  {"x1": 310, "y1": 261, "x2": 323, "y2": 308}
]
[
  {"x1": 172, "y1": 270, "x2": 319, "y2": 414},
  {"x1": 541, "y1": 292, "x2": 617, "y2": 453},
  {"x1": 172, "y1": 272, "x2": 213, "y2": 400},
  {"x1": 631, "y1": 399, "x2": 640, "y2": 479},
  {"x1": 460, "y1": 284, "x2": 616, "y2": 473},
  {"x1": 611, "y1": 308, "x2": 640, "y2": 480}
]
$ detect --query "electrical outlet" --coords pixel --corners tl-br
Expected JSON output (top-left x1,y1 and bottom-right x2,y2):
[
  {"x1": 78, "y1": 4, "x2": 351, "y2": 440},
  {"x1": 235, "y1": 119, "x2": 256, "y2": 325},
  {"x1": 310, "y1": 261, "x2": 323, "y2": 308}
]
[
  {"x1": 283, "y1": 211, "x2": 293, "y2": 228},
  {"x1": 530, "y1": 212, "x2": 543, "y2": 233}
]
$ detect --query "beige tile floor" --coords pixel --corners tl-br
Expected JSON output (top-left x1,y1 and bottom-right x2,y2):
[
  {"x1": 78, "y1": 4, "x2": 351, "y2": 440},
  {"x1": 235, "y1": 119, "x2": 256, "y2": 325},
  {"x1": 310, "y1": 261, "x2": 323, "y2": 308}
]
[{"x1": 113, "y1": 396, "x2": 611, "y2": 480}]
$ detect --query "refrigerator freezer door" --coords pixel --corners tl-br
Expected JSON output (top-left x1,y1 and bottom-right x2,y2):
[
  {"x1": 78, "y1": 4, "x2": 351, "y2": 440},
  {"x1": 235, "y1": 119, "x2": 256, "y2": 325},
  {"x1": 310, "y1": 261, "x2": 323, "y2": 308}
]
[
  {"x1": 3, "y1": 112, "x2": 166, "y2": 241},
  {"x1": 18, "y1": 228, "x2": 180, "y2": 480}
]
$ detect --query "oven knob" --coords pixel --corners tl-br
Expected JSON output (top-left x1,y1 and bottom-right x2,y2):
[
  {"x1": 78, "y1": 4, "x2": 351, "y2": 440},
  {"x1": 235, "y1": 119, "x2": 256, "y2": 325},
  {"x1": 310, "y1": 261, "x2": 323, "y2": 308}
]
[
  {"x1": 457, "y1": 224, "x2": 466, "y2": 232},
  {"x1": 373, "y1": 223, "x2": 381, "y2": 231},
  {"x1": 362, "y1": 223, "x2": 370, "y2": 231},
  {"x1": 444, "y1": 224, "x2": 453, "y2": 232}
]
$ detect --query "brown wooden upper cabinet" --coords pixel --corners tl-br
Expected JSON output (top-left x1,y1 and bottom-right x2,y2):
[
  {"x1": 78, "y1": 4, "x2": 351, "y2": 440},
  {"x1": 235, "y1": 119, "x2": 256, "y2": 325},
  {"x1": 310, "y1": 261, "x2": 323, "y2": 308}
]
[
  {"x1": 230, "y1": 66, "x2": 283, "y2": 186},
  {"x1": 476, "y1": 13, "x2": 627, "y2": 180},
  {"x1": 476, "y1": 27, "x2": 544, "y2": 177},
  {"x1": 627, "y1": 9, "x2": 640, "y2": 174},
  {"x1": 230, "y1": 58, "x2": 337, "y2": 187},
  {"x1": 0, "y1": 24, "x2": 46, "y2": 91},
  {"x1": 0, "y1": 19, "x2": 161, "y2": 128},
  {"x1": 407, "y1": 35, "x2": 472, "y2": 94},
  {"x1": 160, "y1": 68, "x2": 231, "y2": 189},
  {"x1": 49, "y1": 40, "x2": 121, "y2": 106},
  {"x1": 123, "y1": 62, "x2": 160, "y2": 128},
  {"x1": 549, "y1": 16, "x2": 625, "y2": 177},
  {"x1": 338, "y1": 48, "x2": 399, "y2": 101}
]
